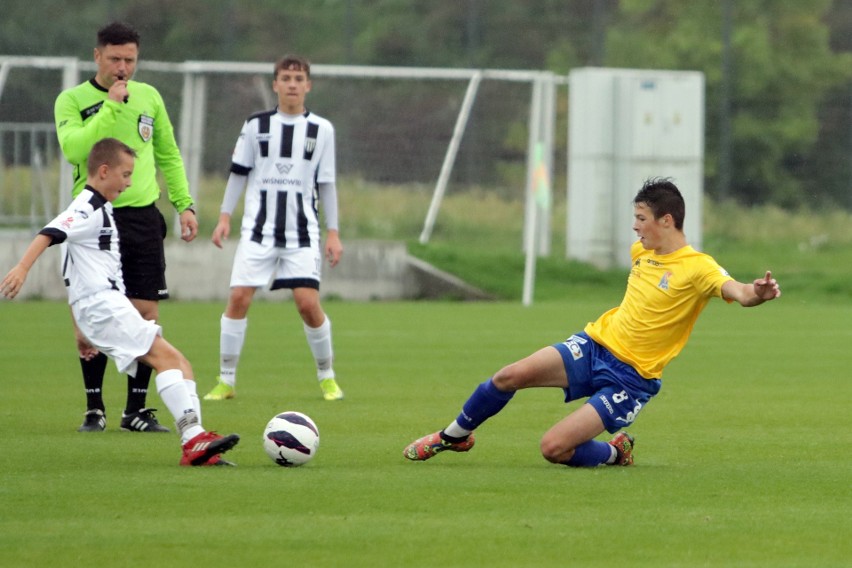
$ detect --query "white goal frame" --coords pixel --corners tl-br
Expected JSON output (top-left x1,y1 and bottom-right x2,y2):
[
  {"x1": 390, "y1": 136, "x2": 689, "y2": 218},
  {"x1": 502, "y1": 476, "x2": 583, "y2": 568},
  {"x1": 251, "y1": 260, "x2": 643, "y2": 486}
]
[{"x1": 0, "y1": 56, "x2": 561, "y2": 305}]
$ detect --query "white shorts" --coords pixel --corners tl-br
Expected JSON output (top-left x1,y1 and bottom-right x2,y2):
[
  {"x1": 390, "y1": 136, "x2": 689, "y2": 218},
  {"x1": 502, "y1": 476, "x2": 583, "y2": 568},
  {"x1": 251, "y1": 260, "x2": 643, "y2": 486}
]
[
  {"x1": 230, "y1": 238, "x2": 321, "y2": 290},
  {"x1": 71, "y1": 289, "x2": 162, "y2": 376}
]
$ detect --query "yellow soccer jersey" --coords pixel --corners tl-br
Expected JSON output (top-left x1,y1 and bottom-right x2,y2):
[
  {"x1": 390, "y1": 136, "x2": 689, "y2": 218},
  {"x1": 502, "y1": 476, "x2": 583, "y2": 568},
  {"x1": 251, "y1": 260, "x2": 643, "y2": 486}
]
[{"x1": 585, "y1": 241, "x2": 734, "y2": 379}]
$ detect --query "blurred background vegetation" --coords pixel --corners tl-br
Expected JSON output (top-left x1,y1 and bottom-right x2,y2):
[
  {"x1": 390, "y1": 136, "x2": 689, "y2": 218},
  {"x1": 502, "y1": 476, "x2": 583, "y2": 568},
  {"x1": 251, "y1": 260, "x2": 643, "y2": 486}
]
[
  {"x1": 3, "y1": 0, "x2": 851, "y2": 209},
  {"x1": 2, "y1": 0, "x2": 852, "y2": 303}
]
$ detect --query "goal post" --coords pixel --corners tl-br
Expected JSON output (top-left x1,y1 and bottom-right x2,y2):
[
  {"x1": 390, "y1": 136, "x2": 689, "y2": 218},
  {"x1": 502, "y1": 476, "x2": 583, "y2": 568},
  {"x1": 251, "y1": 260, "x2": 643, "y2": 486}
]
[{"x1": 0, "y1": 56, "x2": 562, "y2": 304}]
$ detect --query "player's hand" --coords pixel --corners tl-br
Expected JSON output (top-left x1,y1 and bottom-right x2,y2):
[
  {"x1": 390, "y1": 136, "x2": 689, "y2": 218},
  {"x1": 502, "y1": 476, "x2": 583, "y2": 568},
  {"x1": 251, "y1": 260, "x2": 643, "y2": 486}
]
[
  {"x1": 753, "y1": 270, "x2": 780, "y2": 301},
  {"x1": 110, "y1": 76, "x2": 130, "y2": 103},
  {"x1": 325, "y1": 230, "x2": 343, "y2": 267},
  {"x1": 179, "y1": 209, "x2": 198, "y2": 242},
  {"x1": 212, "y1": 214, "x2": 232, "y2": 249},
  {"x1": 74, "y1": 328, "x2": 99, "y2": 360},
  {"x1": 0, "y1": 265, "x2": 27, "y2": 299}
]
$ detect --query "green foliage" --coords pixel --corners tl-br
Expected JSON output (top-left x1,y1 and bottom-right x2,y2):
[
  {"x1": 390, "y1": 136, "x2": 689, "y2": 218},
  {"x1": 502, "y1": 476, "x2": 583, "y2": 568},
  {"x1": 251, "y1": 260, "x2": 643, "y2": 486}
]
[
  {"x1": 1, "y1": 299, "x2": 849, "y2": 567},
  {"x1": 3, "y1": 1, "x2": 851, "y2": 210},
  {"x1": 608, "y1": 0, "x2": 852, "y2": 207}
]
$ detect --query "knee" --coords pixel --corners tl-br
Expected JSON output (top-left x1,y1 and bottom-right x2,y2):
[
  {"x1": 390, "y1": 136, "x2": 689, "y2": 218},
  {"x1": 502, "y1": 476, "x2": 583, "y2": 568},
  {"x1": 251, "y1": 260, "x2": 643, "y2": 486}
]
[
  {"x1": 491, "y1": 364, "x2": 523, "y2": 392},
  {"x1": 296, "y1": 300, "x2": 324, "y2": 327},
  {"x1": 539, "y1": 432, "x2": 573, "y2": 464},
  {"x1": 140, "y1": 306, "x2": 159, "y2": 321},
  {"x1": 227, "y1": 289, "x2": 253, "y2": 317}
]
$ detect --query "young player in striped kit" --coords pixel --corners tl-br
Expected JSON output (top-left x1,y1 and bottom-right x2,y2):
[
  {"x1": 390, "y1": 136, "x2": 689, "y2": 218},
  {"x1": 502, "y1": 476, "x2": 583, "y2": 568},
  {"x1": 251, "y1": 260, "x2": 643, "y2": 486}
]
[
  {"x1": 54, "y1": 22, "x2": 198, "y2": 433},
  {"x1": 204, "y1": 55, "x2": 344, "y2": 402},
  {"x1": 1, "y1": 138, "x2": 239, "y2": 466}
]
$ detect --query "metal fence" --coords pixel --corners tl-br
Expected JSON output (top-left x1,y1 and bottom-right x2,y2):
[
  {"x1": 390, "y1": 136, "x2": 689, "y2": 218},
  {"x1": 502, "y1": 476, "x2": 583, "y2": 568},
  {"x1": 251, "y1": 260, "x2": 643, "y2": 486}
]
[
  {"x1": 0, "y1": 122, "x2": 61, "y2": 228},
  {"x1": 0, "y1": 55, "x2": 562, "y2": 245}
]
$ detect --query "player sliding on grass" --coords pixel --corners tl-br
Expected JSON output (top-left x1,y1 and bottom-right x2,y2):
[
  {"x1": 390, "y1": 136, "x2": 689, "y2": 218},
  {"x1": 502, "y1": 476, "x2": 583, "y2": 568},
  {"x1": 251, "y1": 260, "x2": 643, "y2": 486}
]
[
  {"x1": 404, "y1": 178, "x2": 780, "y2": 467},
  {"x1": 1, "y1": 138, "x2": 240, "y2": 466}
]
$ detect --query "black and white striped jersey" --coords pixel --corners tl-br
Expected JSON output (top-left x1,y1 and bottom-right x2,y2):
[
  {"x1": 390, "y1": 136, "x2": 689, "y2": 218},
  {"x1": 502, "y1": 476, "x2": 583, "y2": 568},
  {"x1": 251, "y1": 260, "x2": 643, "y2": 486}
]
[
  {"x1": 39, "y1": 186, "x2": 124, "y2": 304},
  {"x1": 231, "y1": 109, "x2": 336, "y2": 249}
]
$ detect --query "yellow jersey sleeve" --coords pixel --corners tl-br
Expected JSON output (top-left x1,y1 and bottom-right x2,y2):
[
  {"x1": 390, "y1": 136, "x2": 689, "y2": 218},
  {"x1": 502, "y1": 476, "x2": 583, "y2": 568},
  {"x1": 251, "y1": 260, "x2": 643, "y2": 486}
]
[{"x1": 584, "y1": 241, "x2": 733, "y2": 379}]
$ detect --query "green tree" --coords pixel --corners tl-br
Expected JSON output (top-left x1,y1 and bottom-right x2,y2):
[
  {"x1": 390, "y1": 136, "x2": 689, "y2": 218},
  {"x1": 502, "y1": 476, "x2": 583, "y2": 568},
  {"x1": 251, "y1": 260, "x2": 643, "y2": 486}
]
[{"x1": 606, "y1": 0, "x2": 852, "y2": 207}]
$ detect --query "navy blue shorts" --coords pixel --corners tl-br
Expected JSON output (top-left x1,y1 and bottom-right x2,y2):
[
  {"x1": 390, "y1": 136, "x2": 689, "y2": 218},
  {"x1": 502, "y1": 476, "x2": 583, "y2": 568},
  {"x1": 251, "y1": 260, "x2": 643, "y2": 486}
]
[
  {"x1": 112, "y1": 204, "x2": 169, "y2": 301},
  {"x1": 553, "y1": 332, "x2": 661, "y2": 434}
]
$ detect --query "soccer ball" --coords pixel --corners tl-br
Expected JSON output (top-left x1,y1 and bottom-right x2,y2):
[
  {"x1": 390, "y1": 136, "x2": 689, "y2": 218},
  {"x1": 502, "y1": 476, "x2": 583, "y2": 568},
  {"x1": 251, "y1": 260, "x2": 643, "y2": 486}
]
[{"x1": 262, "y1": 411, "x2": 320, "y2": 467}]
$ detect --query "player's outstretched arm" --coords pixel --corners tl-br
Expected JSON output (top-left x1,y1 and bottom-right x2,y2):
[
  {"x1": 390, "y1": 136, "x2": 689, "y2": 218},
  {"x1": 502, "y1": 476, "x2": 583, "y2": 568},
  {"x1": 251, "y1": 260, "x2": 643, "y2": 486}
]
[
  {"x1": 0, "y1": 234, "x2": 52, "y2": 299},
  {"x1": 721, "y1": 270, "x2": 781, "y2": 307}
]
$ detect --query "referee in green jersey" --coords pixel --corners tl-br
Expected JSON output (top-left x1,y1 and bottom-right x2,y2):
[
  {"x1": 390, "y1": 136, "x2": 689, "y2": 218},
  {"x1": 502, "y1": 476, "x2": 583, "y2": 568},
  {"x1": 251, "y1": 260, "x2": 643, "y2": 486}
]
[{"x1": 54, "y1": 22, "x2": 198, "y2": 433}]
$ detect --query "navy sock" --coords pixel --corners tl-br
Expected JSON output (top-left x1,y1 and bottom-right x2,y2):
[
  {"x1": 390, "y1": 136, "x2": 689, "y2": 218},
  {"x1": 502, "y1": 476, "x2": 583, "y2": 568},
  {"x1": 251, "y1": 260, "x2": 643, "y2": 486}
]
[
  {"x1": 125, "y1": 363, "x2": 152, "y2": 414},
  {"x1": 80, "y1": 352, "x2": 108, "y2": 412},
  {"x1": 455, "y1": 378, "x2": 515, "y2": 431},
  {"x1": 564, "y1": 440, "x2": 613, "y2": 467}
]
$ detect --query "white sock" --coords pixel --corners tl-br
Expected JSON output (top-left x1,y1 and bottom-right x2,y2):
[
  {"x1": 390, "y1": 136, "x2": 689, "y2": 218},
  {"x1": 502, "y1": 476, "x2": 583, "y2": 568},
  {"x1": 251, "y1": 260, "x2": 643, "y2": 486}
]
[
  {"x1": 606, "y1": 445, "x2": 618, "y2": 465},
  {"x1": 156, "y1": 369, "x2": 204, "y2": 444},
  {"x1": 304, "y1": 317, "x2": 334, "y2": 380},
  {"x1": 443, "y1": 421, "x2": 472, "y2": 439},
  {"x1": 185, "y1": 379, "x2": 202, "y2": 425},
  {"x1": 220, "y1": 315, "x2": 247, "y2": 387}
]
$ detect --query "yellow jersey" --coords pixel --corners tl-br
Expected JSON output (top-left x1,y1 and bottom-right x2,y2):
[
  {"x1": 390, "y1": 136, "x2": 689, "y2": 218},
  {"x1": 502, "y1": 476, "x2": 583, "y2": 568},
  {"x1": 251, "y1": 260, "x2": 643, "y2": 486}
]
[{"x1": 585, "y1": 241, "x2": 733, "y2": 379}]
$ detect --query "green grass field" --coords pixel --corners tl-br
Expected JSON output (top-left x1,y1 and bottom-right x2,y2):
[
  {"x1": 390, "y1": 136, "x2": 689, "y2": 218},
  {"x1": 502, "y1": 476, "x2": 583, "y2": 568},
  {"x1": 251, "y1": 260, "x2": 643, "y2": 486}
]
[{"x1": 1, "y1": 297, "x2": 849, "y2": 567}]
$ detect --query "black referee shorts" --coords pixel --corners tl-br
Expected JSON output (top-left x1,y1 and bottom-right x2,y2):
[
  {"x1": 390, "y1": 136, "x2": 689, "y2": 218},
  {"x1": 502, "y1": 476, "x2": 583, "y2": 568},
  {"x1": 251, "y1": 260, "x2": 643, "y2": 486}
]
[{"x1": 112, "y1": 204, "x2": 169, "y2": 301}]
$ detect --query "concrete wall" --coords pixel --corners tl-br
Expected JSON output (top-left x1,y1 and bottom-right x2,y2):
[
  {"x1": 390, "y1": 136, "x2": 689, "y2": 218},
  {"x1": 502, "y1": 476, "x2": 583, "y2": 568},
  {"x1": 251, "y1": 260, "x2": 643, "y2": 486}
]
[{"x1": 0, "y1": 233, "x2": 489, "y2": 302}]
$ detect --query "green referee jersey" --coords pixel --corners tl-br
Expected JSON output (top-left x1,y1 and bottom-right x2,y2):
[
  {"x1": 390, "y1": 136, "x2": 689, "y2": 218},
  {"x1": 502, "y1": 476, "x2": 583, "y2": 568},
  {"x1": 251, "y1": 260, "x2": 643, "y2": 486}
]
[{"x1": 54, "y1": 78, "x2": 193, "y2": 211}]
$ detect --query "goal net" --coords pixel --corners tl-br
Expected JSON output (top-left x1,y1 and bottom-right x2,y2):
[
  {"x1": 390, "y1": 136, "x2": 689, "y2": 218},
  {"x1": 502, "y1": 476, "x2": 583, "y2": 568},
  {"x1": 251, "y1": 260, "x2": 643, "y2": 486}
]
[{"x1": 0, "y1": 57, "x2": 563, "y2": 302}]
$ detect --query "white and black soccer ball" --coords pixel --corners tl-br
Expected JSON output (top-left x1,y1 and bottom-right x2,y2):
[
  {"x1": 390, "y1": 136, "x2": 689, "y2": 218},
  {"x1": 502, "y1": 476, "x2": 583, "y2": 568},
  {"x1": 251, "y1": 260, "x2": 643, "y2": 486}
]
[{"x1": 262, "y1": 411, "x2": 320, "y2": 467}]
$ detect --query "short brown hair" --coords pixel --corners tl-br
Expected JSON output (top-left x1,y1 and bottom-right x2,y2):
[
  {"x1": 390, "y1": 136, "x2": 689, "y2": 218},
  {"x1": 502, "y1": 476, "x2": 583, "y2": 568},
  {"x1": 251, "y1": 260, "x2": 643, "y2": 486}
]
[
  {"x1": 87, "y1": 138, "x2": 136, "y2": 176},
  {"x1": 274, "y1": 55, "x2": 311, "y2": 79}
]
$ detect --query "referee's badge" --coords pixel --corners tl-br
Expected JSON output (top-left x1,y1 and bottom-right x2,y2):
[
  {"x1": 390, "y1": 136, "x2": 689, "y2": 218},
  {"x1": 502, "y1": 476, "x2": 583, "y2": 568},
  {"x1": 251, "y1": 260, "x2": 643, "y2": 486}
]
[{"x1": 138, "y1": 115, "x2": 154, "y2": 142}]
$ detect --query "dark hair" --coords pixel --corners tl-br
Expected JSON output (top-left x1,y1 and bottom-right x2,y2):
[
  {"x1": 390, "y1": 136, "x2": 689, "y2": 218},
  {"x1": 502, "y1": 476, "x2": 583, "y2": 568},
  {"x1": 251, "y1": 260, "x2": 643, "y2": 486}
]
[
  {"x1": 274, "y1": 55, "x2": 311, "y2": 79},
  {"x1": 87, "y1": 138, "x2": 136, "y2": 176},
  {"x1": 97, "y1": 22, "x2": 140, "y2": 47},
  {"x1": 633, "y1": 177, "x2": 685, "y2": 230}
]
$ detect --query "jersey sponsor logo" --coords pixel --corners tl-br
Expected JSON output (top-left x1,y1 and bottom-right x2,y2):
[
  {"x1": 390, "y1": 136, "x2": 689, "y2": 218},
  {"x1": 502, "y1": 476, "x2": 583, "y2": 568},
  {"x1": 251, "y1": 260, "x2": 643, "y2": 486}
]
[
  {"x1": 81, "y1": 102, "x2": 104, "y2": 120},
  {"x1": 60, "y1": 215, "x2": 76, "y2": 230},
  {"x1": 138, "y1": 114, "x2": 154, "y2": 142},
  {"x1": 276, "y1": 163, "x2": 294, "y2": 174},
  {"x1": 304, "y1": 122, "x2": 320, "y2": 159},
  {"x1": 658, "y1": 271, "x2": 673, "y2": 290},
  {"x1": 262, "y1": 177, "x2": 302, "y2": 187},
  {"x1": 631, "y1": 258, "x2": 643, "y2": 279},
  {"x1": 562, "y1": 334, "x2": 587, "y2": 360},
  {"x1": 598, "y1": 394, "x2": 615, "y2": 415}
]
